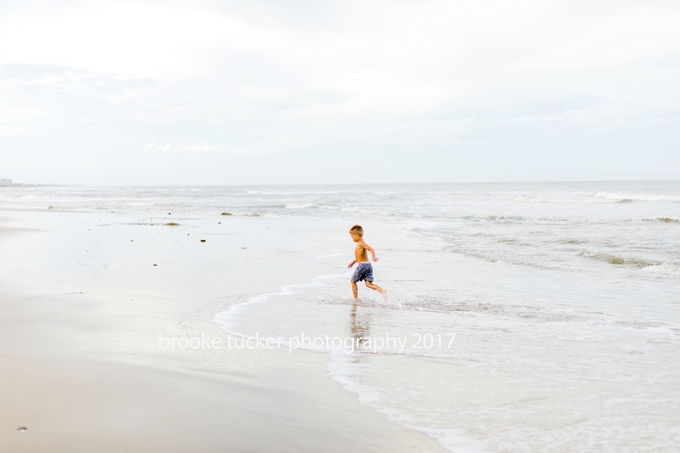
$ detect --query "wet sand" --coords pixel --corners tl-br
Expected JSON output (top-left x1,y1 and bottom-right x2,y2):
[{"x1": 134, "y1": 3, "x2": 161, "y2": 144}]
[{"x1": 0, "y1": 211, "x2": 445, "y2": 452}]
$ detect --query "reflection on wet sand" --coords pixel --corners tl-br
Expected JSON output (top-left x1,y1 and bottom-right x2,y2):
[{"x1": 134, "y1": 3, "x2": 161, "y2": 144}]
[{"x1": 349, "y1": 300, "x2": 372, "y2": 351}]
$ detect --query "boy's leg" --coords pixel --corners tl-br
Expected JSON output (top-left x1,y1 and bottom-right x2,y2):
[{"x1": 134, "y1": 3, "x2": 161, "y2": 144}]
[
  {"x1": 365, "y1": 281, "x2": 385, "y2": 295},
  {"x1": 351, "y1": 280, "x2": 358, "y2": 299}
]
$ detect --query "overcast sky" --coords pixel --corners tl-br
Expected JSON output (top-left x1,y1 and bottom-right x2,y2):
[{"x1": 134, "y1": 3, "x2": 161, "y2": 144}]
[{"x1": 1, "y1": 0, "x2": 679, "y2": 185}]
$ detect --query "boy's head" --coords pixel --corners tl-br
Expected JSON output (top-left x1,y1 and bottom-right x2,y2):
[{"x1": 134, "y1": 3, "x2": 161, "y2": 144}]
[{"x1": 349, "y1": 224, "x2": 363, "y2": 242}]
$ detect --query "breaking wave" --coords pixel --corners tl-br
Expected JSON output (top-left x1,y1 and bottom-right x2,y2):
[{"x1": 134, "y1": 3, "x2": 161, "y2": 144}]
[
  {"x1": 642, "y1": 262, "x2": 680, "y2": 277},
  {"x1": 578, "y1": 251, "x2": 659, "y2": 267}
]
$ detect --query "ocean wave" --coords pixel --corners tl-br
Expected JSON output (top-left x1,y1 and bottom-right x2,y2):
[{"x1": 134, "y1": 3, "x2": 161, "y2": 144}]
[
  {"x1": 513, "y1": 195, "x2": 623, "y2": 204},
  {"x1": 642, "y1": 263, "x2": 680, "y2": 277},
  {"x1": 285, "y1": 203, "x2": 319, "y2": 209},
  {"x1": 558, "y1": 238, "x2": 588, "y2": 244},
  {"x1": 575, "y1": 191, "x2": 680, "y2": 203},
  {"x1": 642, "y1": 217, "x2": 679, "y2": 223},
  {"x1": 578, "y1": 251, "x2": 658, "y2": 267},
  {"x1": 514, "y1": 191, "x2": 680, "y2": 204},
  {"x1": 245, "y1": 189, "x2": 344, "y2": 195}
]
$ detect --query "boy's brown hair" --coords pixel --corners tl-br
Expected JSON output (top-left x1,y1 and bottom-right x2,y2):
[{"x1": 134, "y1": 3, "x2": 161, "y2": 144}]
[{"x1": 349, "y1": 224, "x2": 364, "y2": 236}]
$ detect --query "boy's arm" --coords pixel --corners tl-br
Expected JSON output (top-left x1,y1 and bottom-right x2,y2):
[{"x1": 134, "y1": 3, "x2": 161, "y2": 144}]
[
  {"x1": 363, "y1": 242, "x2": 379, "y2": 262},
  {"x1": 348, "y1": 258, "x2": 357, "y2": 268}
]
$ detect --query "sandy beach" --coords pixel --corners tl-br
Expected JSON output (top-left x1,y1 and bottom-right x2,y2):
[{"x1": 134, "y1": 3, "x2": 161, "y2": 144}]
[{"x1": 0, "y1": 210, "x2": 445, "y2": 452}]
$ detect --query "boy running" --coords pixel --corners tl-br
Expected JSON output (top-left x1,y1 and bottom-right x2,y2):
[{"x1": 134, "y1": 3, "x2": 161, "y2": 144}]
[{"x1": 348, "y1": 225, "x2": 387, "y2": 299}]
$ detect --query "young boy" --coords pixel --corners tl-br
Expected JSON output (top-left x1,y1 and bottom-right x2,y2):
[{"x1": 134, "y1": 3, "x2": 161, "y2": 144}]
[{"x1": 348, "y1": 225, "x2": 387, "y2": 300}]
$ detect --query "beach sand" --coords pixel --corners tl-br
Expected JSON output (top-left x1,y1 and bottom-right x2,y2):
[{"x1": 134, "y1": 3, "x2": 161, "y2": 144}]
[{"x1": 0, "y1": 211, "x2": 445, "y2": 452}]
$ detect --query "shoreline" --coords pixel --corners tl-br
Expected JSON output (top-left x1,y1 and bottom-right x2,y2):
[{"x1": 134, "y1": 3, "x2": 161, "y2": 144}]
[{"x1": 0, "y1": 210, "x2": 446, "y2": 452}]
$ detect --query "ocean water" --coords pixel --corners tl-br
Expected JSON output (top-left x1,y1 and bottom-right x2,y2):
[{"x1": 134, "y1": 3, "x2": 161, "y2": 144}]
[{"x1": 2, "y1": 181, "x2": 680, "y2": 452}]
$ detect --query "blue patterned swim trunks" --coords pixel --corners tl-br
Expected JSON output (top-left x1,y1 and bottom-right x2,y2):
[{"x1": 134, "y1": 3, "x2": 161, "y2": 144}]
[{"x1": 351, "y1": 262, "x2": 374, "y2": 282}]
